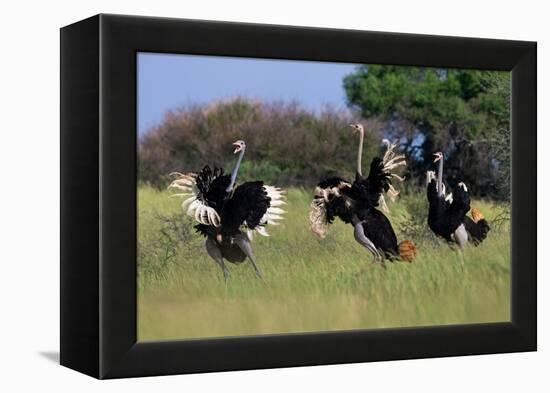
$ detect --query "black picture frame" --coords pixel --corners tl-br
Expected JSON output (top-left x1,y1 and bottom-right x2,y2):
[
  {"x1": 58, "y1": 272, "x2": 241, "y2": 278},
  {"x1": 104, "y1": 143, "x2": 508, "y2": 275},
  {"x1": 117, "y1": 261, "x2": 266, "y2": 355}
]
[{"x1": 60, "y1": 14, "x2": 536, "y2": 379}]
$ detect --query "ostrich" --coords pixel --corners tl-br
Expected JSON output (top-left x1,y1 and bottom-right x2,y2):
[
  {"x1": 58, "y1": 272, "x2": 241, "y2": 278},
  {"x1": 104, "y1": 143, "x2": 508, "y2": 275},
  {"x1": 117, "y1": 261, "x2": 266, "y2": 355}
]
[
  {"x1": 169, "y1": 140, "x2": 285, "y2": 282},
  {"x1": 309, "y1": 123, "x2": 417, "y2": 265},
  {"x1": 426, "y1": 152, "x2": 490, "y2": 251}
]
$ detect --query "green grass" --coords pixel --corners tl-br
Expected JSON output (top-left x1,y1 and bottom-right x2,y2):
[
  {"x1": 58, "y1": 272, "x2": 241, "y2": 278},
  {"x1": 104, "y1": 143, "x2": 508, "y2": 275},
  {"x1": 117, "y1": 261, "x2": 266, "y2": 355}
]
[{"x1": 137, "y1": 185, "x2": 510, "y2": 341}]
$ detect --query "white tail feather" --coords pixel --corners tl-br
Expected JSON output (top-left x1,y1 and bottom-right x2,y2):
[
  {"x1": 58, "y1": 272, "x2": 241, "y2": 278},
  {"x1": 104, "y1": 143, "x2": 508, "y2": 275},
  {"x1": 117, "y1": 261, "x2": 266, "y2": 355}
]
[
  {"x1": 378, "y1": 195, "x2": 390, "y2": 213},
  {"x1": 378, "y1": 140, "x2": 406, "y2": 212}
]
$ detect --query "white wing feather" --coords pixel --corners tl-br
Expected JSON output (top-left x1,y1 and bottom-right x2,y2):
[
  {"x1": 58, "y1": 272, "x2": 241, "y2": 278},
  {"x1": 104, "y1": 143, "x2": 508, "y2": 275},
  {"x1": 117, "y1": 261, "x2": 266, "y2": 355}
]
[
  {"x1": 168, "y1": 172, "x2": 221, "y2": 227},
  {"x1": 242, "y1": 185, "x2": 286, "y2": 238},
  {"x1": 309, "y1": 180, "x2": 352, "y2": 239}
]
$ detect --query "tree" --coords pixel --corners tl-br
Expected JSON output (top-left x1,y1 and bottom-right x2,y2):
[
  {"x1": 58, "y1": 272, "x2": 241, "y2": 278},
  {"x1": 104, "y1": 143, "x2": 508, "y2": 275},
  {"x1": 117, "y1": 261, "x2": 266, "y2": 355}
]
[{"x1": 343, "y1": 65, "x2": 510, "y2": 200}]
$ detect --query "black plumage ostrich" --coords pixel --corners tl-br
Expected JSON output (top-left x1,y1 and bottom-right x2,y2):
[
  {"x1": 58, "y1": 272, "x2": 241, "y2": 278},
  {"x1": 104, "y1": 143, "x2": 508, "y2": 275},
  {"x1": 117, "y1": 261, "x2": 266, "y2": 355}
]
[
  {"x1": 169, "y1": 140, "x2": 285, "y2": 282},
  {"x1": 426, "y1": 152, "x2": 490, "y2": 252},
  {"x1": 310, "y1": 123, "x2": 417, "y2": 265}
]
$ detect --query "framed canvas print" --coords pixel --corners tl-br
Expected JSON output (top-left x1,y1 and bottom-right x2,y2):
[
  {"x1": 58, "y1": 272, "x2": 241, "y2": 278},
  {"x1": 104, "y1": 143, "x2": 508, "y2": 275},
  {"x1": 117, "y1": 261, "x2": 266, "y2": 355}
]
[{"x1": 60, "y1": 14, "x2": 536, "y2": 379}]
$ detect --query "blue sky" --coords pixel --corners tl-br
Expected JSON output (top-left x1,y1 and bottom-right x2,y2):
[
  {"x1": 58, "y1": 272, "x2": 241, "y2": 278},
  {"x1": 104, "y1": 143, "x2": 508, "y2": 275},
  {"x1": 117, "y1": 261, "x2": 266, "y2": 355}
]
[{"x1": 137, "y1": 53, "x2": 358, "y2": 135}]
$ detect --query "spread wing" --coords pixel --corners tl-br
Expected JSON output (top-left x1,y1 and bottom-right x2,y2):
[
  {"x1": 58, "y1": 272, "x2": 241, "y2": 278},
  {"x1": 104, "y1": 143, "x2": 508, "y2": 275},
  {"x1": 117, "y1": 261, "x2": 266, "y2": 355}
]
[
  {"x1": 168, "y1": 165, "x2": 230, "y2": 227},
  {"x1": 355, "y1": 139, "x2": 406, "y2": 212},
  {"x1": 309, "y1": 177, "x2": 354, "y2": 238},
  {"x1": 222, "y1": 181, "x2": 286, "y2": 240}
]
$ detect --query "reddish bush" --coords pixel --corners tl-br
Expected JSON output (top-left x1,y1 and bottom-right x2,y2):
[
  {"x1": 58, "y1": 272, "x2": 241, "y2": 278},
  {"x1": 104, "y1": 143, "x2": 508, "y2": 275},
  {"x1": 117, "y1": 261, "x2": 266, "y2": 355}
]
[{"x1": 139, "y1": 98, "x2": 384, "y2": 188}]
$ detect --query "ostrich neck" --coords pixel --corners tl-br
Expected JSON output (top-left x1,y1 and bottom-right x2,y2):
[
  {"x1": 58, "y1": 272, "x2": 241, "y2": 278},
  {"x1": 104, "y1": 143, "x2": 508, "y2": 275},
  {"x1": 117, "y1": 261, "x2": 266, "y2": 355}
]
[
  {"x1": 437, "y1": 158, "x2": 444, "y2": 196},
  {"x1": 356, "y1": 131, "x2": 364, "y2": 177},
  {"x1": 227, "y1": 147, "x2": 245, "y2": 192}
]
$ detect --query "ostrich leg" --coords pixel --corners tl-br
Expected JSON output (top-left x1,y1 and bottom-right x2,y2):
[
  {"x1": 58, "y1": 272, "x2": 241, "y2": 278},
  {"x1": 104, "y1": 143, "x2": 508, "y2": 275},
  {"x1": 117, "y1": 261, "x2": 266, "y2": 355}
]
[
  {"x1": 234, "y1": 233, "x2": 264, "y2": 279},
  {"x1": 353, "y1": 222, "x2": 383, "y2": 266},
  {"x1": 453, "y1": 224, "x2": 468, "y2": 265},
  {"x1": 205, "y1": 237, "x2": 230, "y2": 282}
]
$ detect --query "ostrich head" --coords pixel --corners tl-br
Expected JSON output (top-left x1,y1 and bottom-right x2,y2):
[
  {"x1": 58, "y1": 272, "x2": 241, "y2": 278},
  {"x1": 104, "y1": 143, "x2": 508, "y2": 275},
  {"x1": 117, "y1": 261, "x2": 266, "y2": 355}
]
[
  {"x1": 227, "y1": 139, "x2": 247, "y2": 193},
  {"x1": 232, "y1": 140, "x2": 246, "y2": 154},
  {"x1": 433, "y1": 152, "x2": 443, "y2": 163},
  {"x1": 349, "y1": 123, "x2": 364, "y2": 135}
]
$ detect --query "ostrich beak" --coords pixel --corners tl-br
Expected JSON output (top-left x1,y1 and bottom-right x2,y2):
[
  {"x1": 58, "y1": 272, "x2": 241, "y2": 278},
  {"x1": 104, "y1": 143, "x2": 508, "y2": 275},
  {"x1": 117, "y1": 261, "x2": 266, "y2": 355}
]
[
  {"x1": 349, "y1": 124, "x2": 359, "y2": 134},
  {"x1": 433, "y1": 153, "x2": 442, "y2": 163},
  {"x1": 233, "y1": 142, "x2": 241, "y2": 154}
]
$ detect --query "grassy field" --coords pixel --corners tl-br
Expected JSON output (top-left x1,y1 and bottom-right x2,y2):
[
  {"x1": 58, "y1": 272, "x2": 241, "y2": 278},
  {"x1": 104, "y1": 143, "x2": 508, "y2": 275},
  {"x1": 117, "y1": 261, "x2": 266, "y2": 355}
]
[{"x1": 137, "y1": 185, "x2": 510, "y2": 341}]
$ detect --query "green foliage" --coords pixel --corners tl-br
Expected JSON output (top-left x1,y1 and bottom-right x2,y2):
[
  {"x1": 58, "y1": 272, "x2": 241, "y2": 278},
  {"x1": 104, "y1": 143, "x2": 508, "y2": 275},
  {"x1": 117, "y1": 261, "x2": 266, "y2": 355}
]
[
  {"x1": 137, "y1": 186, "x2": 204, "y2": 282},
  {"x1": 138, "y1": 185, "x2": 510, "y2": 340},
  {"x1": 344, "y1": 65, "x2": 510, "y2": 200},
  {"x1": 236, "y1": 160, "x2": 286, "y2": 182}
]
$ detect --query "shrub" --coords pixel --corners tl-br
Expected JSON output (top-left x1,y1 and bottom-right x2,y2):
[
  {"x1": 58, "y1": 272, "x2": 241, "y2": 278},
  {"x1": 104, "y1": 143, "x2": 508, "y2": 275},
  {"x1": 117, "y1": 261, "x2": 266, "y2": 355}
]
[{"x1": 138, "y1": 98, "x2": 385, "y2": 188}]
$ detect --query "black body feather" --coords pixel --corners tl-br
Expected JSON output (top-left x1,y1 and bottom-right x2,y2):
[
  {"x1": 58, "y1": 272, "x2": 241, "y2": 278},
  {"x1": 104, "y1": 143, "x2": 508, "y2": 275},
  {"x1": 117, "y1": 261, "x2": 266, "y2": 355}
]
[
  {"x1": 195, "y1": 166, "x2": 231, "y2": 209},
  {"x1": 193, "y1": 224, "x2": 247, "y2": 262},
  {"x1": 192, "y1": 166, "x2": 273, "y2": 252},
  {"x1": 314, "y1": 158, "x2": 400, "y2": 259},
  {"x1": 426, "y1": 178, "x2": 490, "y2": 245},
  {"x1": 352, "y1": 157, "x2": 392, "y2": 208},
  {"x1": 359, "y1": 208, "x2": 399, "y2": 259},
  {"x1": 427, "y1": 178, "x2": 470, "y2": 241},
  {"x1": 317, "y1": 177, "x2": 354, "y2": 224},
  {"x1": 193, "y1": 165, "x2": 232, "y2": 238},
  {"x1": 221, "y1": 181, "x2": 271, "y2": 237},
  {"x1": 463, "y1": 216, "x2": 490, "y2": 245}
]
